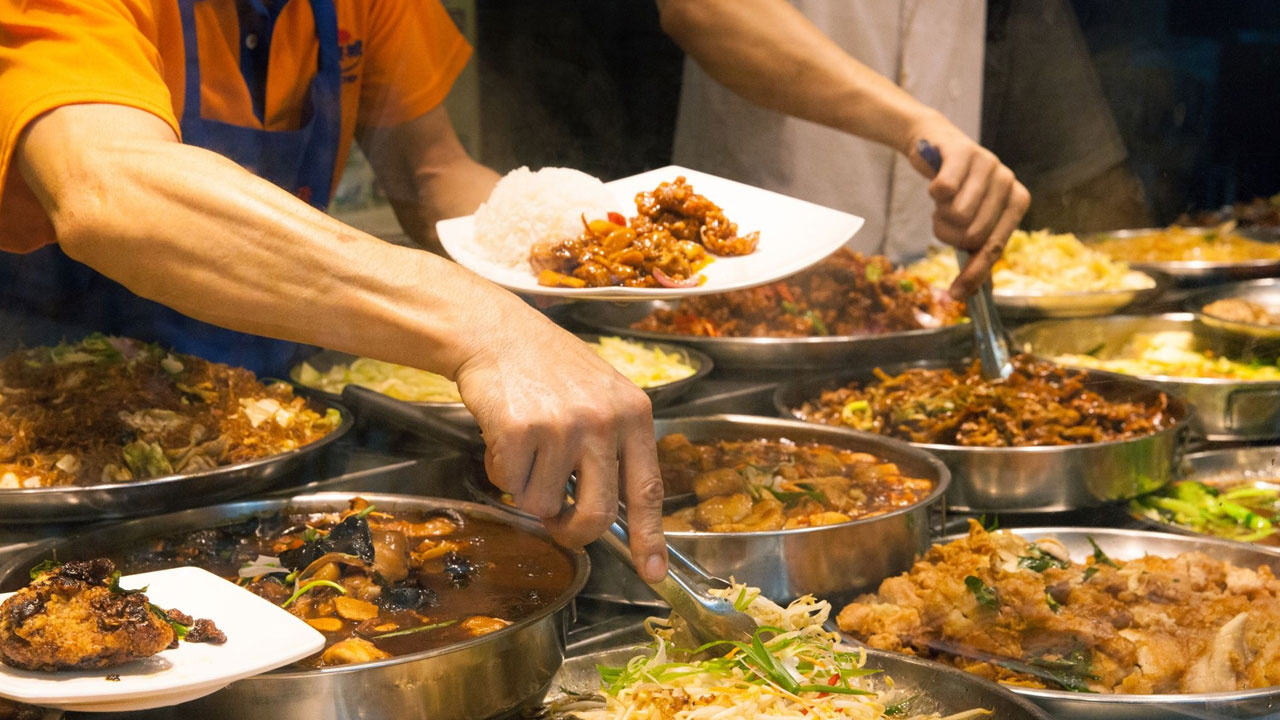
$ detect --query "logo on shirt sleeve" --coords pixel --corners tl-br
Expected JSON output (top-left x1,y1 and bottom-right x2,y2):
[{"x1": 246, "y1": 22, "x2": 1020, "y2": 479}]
[{"x1": 337, "y1": 28, "x2": 363, "y2": 82}]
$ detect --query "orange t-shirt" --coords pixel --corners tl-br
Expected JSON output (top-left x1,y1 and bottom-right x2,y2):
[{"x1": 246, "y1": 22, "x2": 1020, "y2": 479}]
[{"x1": 0, "y1": 0, "x2": 471, "y2": 252}]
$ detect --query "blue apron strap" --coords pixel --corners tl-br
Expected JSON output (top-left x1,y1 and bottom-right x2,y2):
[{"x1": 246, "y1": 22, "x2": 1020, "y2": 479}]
[
  {"x1": 178, "y1": 0, "x2": 203, "y2": 136},
  {"x1": 301, "y1": 0, "x2": 342, "y2": 207}
]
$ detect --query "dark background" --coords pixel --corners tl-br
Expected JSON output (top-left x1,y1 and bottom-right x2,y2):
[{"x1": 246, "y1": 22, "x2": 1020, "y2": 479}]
[{"x1": 474, "y1": 0, "x2": 1280, "y2": 224}]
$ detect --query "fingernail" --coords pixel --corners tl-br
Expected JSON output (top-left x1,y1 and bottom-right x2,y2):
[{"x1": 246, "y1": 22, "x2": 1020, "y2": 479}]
[{"x1": 644, "y1": 554, "x2": 667, "y2": 581}]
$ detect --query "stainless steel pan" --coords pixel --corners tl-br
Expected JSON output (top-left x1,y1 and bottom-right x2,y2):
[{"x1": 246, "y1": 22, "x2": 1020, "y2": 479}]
[
  {"x1": 0, "y1": 493, "x2": 589, "y2": 720},
  {"x1": 1082, "y1": 226, "x2": 1280, "y2": 285},
  {"x1": 541, "y1": 644, "x2": 1052, "y2": 719},
  {"x1": 1013, "y1": 313, "x2": 1280, "y2": 442},
  {"x1": 570, "y1": 300, "x2": 971, "y2": 370},
  {"x1": 292, "y1": 335, "x2": 713, "y2": 435},
  {"x1": 931, "y1": 527, "x2": 1280, "y2": 719},
  {"x1": 0, "y1": 398, "x2": 351, "y2": 524},
  {"x1": 774, "y1": 359, "x2": 1192, "y2": 513}
]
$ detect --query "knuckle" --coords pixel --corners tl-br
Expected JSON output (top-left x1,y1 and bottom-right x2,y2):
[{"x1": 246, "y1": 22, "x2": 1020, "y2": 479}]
[
  {"x1": 576, "y1": 507, "x2": 617, "y2": 532},
  {"x1": 633, "y1": 475, "x2": 666, "y2": 506}
]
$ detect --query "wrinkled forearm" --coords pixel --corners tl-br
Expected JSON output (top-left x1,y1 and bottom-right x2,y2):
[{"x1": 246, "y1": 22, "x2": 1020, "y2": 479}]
[
  {"x1": 17, "y1": 104, "x2": 519, "y2": 378},
  {"x1": 657, "y1": 0, "x2": 940, "y2": 154}
]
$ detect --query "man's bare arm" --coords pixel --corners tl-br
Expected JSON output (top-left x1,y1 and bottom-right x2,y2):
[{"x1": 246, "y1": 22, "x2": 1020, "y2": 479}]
[
  {"x1": 14, "y1": 103, "x2": 668, "y2": 581},
  {"x1": 358, "y1": 106, "x2": 500, "y2": 254},
  {"x1": 657, "y1": 0, "x2": 1029, "y2": 294}
]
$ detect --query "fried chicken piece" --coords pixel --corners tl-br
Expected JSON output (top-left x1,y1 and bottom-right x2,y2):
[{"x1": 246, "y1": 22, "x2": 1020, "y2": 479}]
[
  {"x1": 0, "y1": 559, "x2": 174, "y2": 671},
  {"x1": 318, "y1": 637, "x2": 391, "y2": 666}
]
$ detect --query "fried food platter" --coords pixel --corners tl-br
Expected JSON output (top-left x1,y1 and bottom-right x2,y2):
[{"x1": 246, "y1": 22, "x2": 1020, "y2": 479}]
[{"x1": 925, "y1": 527, "x2": 1280, "y2": 719}]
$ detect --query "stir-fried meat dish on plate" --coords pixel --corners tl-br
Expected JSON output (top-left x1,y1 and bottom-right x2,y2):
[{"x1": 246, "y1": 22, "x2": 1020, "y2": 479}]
[
  {"x1": 793, "y1": 356, "x2": 1172, "y2": 447},
  {"x1": 632, "y1": 251, "x2": 964, "y2": 337},
  {"x1": 533, "y1": 176, "x2": 757, "y2": 289},
  {"x1": 837, "y1": 522, "x2": 1280, "y2": 694},
  {"x1": 657, "y1": 434, "x2": 934, "y2": 533},
  {"x1": 117, "y1": 498, "x2": 576, "y2": 668},
  {"x1": 0, "y1": 559, "x2": 175, "y2": 672},
  {"x1": 0, "y1": 335, "x2": 341, "y2": 489}
]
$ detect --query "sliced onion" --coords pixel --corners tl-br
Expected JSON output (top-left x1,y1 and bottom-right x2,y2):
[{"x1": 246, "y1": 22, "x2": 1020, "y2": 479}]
[
  {"x1": 914, "y1": 309, "x2": 942, "y2": 329},
  {"x1": 652, "y1": 267, "x2": 701, "y2": 288}
]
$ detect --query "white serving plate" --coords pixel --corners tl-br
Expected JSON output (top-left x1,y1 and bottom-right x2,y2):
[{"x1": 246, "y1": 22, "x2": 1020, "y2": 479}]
[
  {"x1": 0, "y1": 567, "x2": 324, "y2": 712},
  {"x1": 437, "y1": 165, "x2": 864, "y2": 300}
]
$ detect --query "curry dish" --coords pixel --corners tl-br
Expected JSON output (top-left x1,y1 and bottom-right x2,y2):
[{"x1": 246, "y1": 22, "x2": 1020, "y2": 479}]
[
  {"x1": 1088, "y1": 225, "x2": 1280, "y2": 263},
  {"x1": 533, "y1": 176, "x2": 757, "y2": 288},
  {"x1": 0, "y1": 335, "x2": 341, "y2": 489},
  {"x1": 657, "y1": 434, "x2": 934, "y2": 533},
  {"x1": 792, "y1": 356, "x2": 1172, "y2": 447},
  {"x1": 115, "y1": 498, "x2": 576, "y2": 668},
  {"x1": 837, "y1": 522, "x2": 1280, "y2": 694},
  {"x1": 632, "y1": 251, "x2": 964, "y2": 338}
]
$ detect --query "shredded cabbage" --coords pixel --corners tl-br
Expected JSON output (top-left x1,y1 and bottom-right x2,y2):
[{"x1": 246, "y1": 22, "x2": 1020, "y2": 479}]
[
  {"x1": 1050, "y1": 330, "x2": 1280, "y2": 381},
  {"x1": 292, "y1": 337, "x2": 696, "y2": 402}
]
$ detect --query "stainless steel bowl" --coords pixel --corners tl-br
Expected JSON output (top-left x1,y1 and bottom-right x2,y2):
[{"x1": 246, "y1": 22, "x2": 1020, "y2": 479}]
[
  {"x1": 993, "y1": 269, "x2": 1170, "y2": 319},
  {"x1": 1187, "y1": 278, "x2": 1280, "y2": 344},
  {"x1": 1131, "y1": 445, "x2": 1280, "y2": 546},
  {"x1": 931, "y1": 527, "x2": 1280, "y2": 719},
  {"x1": 570, "y1": 300, "x2": 971, "y2": 370},
  {"x1": 543, "y1": 644, "x2": 1052, "y2": 719},
  {"x1": 1014, "y1": 313, "x2": 1280, "y2": 442},
  {"x1": 292, "y1": 336, "x2": 713, "y2": 434},
  {"x1": 1082, "y1": 226, "x2": 1280, "y2": 285},
  {"x1": 0, "y1": 398, "x2": 351, "y2": 525},
  {"x1": 774, "y1": 359, "x2": 1192, "y2": 513},
  {"x1": 0, "y1": 493, "x2": 589, "y2": 720},
  {"x1": 468, "y1": 415, "x2": 949, "y2": 608}
]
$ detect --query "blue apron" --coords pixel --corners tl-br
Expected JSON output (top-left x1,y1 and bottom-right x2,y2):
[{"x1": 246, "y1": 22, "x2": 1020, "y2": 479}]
[{"x1": 0, "y1": 0, "x2": 342, "y2": 376}]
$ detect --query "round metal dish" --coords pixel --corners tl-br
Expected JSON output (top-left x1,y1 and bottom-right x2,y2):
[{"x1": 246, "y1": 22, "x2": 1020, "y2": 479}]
[
  {"x1": 773, "y1": 360, "x2": 1192, "y2": 514},
  {"x1": 466, "y1": 415, "x2": 950, "y2": 607},
  {"x1": 1186, "y1": 278, "x2": 1280, "y2": 344},
  {"x1": 1013, "y1": 313, "x2": 1280, "y2": 442},
  {"x1": 929, "y1": 527, "x2": 1280, "y2": 719},
  {"x1": 992, "y1": 269, "x2": 1170, "y2": 319},
  {"x1": 1130, "y1": 445, "x2": 1280, "y2": 546},
  {"x1": 569, "y1": 300, "x2": 971, "y2": 370},
  {"x1": 291, "y1": 335, "x2": 713, "y2": 433},
  {"x1": 543, "y1": 644, "x2": 1052, "y2": 719},
  {"x1": 0, "y1": 398, "x2": 351, "y2": 525},
  {"x1": 0, "y1": 493, "x2": 589, "y2": 720},
  {"x1": 1082, "y1": 226, "x2": 1280, "y2": 285}
]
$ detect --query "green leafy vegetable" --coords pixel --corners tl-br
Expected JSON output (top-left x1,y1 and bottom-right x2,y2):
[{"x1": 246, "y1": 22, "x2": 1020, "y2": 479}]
[
  {"x1": 883, "y1": 693, "x2": 921, "y2": 716},
  {"x1": 1017, "y1": 546, "x2": 1069, "y2": 573},
  {"x1": 121, "y1": 440, "x2": 174, "y2": 478},
  {"x1": 964, "y1": 575, "x2": 999, "y2": 609},
  {"x1": 1082, "y1": 566, "x2": 1099, "y2": 582},
  {"x1": 1087, "y1": 537, "x2": 1118, "y2": 568},
  {"x1": 28, "y1": 559, "x2": 61, "y2": 581}
]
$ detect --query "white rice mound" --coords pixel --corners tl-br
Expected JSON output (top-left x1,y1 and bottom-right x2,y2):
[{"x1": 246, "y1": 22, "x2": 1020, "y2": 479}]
[{"x1": 473, "y1": 166, "x2": 620, "y2": 272}]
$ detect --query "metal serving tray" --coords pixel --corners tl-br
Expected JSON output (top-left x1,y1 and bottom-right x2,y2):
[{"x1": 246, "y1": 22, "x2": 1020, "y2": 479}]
[
  {"x1": 1130, "y1": 445, "x2": 1280, "y2": 545},
  {"x1": 0, "y1": 493, "x2": 589, "y2": 720},
  {"x1": 1187, "y1": 278, "x2": 1280, "y2": 344},
  {"x1": 291, "y1": 334, "x2": 713, "y2": 434},
  {"x1": 0, "y1": 398, "x2": 351, "y2": 525},
  {"x1": 540, "y1": 644, "x2": 1052, "y2": 720},
  {"x1": 570, "y1": 299, "x2": 971, "y2": 370},
  {"x1": 1013, "y1": 313, "x2": 1280, "y2": 442},
  {"x1": 774, "y1": 359, "x2": 1192, "y2": 513},
  {"x1": 930, "y1": 527, "x2": 1280, "y2": 719},
  {"x1": 1082, "y1": 227, "x2": 1280, "y2": 285}
]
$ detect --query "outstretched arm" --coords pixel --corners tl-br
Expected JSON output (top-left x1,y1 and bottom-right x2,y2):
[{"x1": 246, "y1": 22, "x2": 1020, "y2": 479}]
[
  {"x1": 14, "y1": 103, "x2": 669, "y2": 582},
  {"x1": 657, "y1": 0, "x2": 1029, "y2": 295}
]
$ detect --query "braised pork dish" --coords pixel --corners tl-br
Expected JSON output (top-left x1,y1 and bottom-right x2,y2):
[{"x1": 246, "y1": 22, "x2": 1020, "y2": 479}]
[
  {"x1": 116, "y1": 499, "x2": 576, "y2": 668},
  {"x1": 0, "y1": 335, "x2": 341, "y2": 489},
  {"x1": 657, "y1": 434, "x2": 934, "y2": 533},
  {"x1": 792, "y1": 356, "x2": 1172, "y2": 447},
  {"x1": 837, "y1": 522, "x2": 1280, "y2": 694},
  {"x1": 533, "y1": 176, "x2": 757, "y2": 289},
  {"x1": 0, "y1": 559, "x2": 222, "y2": 672},
  {"x1": 631, "y1": 251, "x2": 964, "y2": 338}
]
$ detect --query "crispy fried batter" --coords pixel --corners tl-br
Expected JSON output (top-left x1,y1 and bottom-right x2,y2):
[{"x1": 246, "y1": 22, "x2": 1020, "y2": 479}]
[
  {"x1": 837, "y1": 522, "x2": 1280, "y2": 693},
  {"x1": 0, "y1": 559, "x2": 174, "y2": 671}
]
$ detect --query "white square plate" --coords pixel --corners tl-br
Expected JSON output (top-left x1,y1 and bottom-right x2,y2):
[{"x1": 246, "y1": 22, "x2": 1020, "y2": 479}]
[
  {"x1": 437, "y1": 165, "x2": 864, "y2": 300},
  {"x1": 0, "y1": 567, "x2": 324, "y2": 712}
]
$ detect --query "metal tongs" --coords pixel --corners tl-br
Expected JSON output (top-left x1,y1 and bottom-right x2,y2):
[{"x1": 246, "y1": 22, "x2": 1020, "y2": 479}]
[
  {"x1": 568, "y1": 480, "x2": 757, "y2": 645},
  {"x1": 918, "y1": 140, "x2": 1013, "y2": 380}
]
